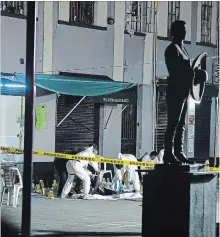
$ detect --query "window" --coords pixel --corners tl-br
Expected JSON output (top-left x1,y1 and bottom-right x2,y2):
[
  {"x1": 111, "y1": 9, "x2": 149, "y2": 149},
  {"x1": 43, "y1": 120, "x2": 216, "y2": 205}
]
[
  {"x1": 69, "y1": 1, "x2": 94, "y2": 25},
  {"x1": 145, "y1": 1, "x2": 157, "y2": 33},
  {"x1": 125, "y1": 1, "x2": 156, "y2": 33},
  {"x1": 167, "y1": 1, "x2": 180, "y2": 37},
  {"x1": 0, "y1": 1, "x2": 24, "y2": 15},
  {"x1": 201, "y1": 1, "x2": 212, "y2": 43}
]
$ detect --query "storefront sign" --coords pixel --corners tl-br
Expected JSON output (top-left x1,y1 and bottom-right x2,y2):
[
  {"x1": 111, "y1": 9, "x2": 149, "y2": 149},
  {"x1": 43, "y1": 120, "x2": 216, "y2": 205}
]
[{"x1": 93, "y1": 93, "x2": 137, "y2": 104}]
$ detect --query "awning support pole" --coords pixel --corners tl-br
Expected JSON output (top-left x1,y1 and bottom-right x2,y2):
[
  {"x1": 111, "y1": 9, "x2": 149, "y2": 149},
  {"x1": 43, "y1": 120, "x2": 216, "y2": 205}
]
[
  {"x1": 56, "y1": 96, "x2": 86, "y2": 127},
  {"x1": 104, "y1": 106, "x2": 114, "y2": 129},
  {"x1": 21, "y1": 2, "x2": 36, "y2": 237},
  {"x1": 105, "y1": 105, "x2": 128, "y2": 129}
]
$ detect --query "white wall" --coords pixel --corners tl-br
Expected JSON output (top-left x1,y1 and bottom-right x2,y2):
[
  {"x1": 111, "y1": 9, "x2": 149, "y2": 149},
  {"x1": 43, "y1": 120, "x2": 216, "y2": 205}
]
[
  {"x1": 59, "y1": 1, "x2": 70, "y2": 22},
  {"x1": 136, "y1": 85, "x2": 153, "y2": 157},
  {"x1": 1, "y1": 7, "x2": 44, "y2": 73},
  {"x1": 43, "y1": 1, "x2": 53, "y2": 74},
  {"x1": 157, "y1": 1, "x2": 192, "y2": 40},
  {"x1": 33, "y1": 94, "x2": 56, "y2": 162},
  {"x1": 157, "y1": 1, "x2": 168, "y2": 37},
  {"x1": 1, "y1": 17, "x2": 26, "y2": 73},
  {"x1": 113, "y1": 1, "x2": 125, "y2": 82},
  {"x1": 180, "y1": 1, "x2": 191, "y2": 42},
  {"x1": 0, "y1": 96, "x2": 23, "y2": 148},
  {"x1": 101, "y1": 105, "x2": 122, "y2": 158},
  {"x1": 95, "y1": 1, "x2": 107, "y2": 27},
  {"x1": 143, "y1": 33, "x2": 154, "y2": 85}
]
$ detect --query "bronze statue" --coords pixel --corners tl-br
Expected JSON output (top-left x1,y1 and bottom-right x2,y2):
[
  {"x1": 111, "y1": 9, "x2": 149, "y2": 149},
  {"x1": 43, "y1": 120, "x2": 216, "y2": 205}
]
[{"x1": 163, "y1": 20, "x2": 208, "y2": 165}]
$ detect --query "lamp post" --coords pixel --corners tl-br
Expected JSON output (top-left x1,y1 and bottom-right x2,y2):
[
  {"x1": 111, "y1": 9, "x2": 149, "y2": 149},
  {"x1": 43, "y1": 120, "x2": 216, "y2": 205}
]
[{"x1": 21, "y1": 2, "x2": 36, "y2": 237}]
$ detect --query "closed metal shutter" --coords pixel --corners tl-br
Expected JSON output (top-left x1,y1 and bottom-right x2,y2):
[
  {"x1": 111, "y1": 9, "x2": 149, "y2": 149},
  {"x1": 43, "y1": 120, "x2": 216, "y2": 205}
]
[
  {"x1": 55, "y1": 95, "x2": 100, "y2": 154},
  {"x1": 121, "y1": 104, "x2": 137, "y2": 156},
  {"x1": 155, "y1": 91, "x2": 167, "y2": 152},
  {"x1": 121, "y1": 87, "x2": 137, "y2": 156},
  {"x1": 194, "y1": 97, "x2": 212, "y2": 160}
]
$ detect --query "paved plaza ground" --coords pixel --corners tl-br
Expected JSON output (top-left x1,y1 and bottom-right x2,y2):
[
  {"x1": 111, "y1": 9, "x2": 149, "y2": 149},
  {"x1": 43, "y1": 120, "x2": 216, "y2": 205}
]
[
  {"x1": 2, "y1": 195, "x2": 142, "y2": 237},
  {"x1": 2, "y1": 192, "x2": 219, "y2": 237}
]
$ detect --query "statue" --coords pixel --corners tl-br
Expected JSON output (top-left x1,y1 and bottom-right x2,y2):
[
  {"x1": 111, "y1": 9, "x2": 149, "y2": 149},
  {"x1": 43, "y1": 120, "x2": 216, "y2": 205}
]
[{"x1": 163, "y1": 20, "x2": 208, "y2": 165}]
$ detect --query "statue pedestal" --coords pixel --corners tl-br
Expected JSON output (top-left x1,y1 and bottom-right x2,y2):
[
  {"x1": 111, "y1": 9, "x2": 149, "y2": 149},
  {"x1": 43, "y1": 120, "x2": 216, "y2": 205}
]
[{"x1": 142, "y1": 164, "x2": 218, "y2": 237}]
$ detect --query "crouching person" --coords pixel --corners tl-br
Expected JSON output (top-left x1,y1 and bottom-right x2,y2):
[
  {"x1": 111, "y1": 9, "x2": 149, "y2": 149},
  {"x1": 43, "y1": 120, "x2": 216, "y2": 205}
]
[
  {"x1": 140, "y1": 151, "x2": 159, "y2": 178},
  {"x1": 112, "y1": 153, "x2": 141, "y2": 194},
  {"x1": 61, "y1": 144, "x2": 99, "y2": 199}
]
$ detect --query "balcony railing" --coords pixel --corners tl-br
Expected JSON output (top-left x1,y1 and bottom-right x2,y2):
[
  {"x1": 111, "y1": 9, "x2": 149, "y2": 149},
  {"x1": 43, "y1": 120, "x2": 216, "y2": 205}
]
[{"x1": 0, "y1": 1, "x2": 24, "y2": 15}]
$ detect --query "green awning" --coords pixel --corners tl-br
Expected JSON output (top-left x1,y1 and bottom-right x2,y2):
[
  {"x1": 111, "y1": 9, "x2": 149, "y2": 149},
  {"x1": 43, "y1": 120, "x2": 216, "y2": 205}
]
[{"x1": 3, "y1": 73, "x2": 136, "y2": 97}]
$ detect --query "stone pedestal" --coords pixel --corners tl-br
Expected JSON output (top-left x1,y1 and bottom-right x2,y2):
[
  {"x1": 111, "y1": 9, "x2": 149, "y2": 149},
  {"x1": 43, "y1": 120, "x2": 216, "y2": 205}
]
[{"x1": 142, "y1": 165, "x2": 218, "y2": 237}]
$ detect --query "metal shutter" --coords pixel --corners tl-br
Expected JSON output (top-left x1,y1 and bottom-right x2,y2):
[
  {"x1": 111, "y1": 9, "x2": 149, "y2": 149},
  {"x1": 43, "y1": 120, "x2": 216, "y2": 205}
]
[
  {"x1": 121, "y1": 104, "x2": 137, "y2": 156},
  {"x1": 55, "y1": 95, "x2": 100, "y2": 154},
  {"x1": 155, "y1": 91, "x2": 167, "y2": 152},
  {"x1": 194, "y1": 97, "x2": 212, "y2": 160}
]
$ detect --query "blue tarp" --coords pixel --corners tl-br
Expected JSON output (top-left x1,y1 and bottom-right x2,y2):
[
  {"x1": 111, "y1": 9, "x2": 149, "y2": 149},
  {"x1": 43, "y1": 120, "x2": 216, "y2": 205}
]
[{"x1": 1, "y1": 72, "x2": 136, "y2": 96}]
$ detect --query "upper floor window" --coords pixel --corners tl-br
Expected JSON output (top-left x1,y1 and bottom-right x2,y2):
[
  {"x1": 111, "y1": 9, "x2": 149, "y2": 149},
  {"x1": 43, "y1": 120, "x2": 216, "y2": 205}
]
[
  {"x1": 69, "y1": 1, "x2": 94, "y2": 25},
  {"x1": 145, "y1": 1, "x2": 157, "y2": 33},
  {"x1": 201, "y1": 1, "x2": 212, "y2": 43},
  {"x1": 125, "y1": 1, "x2": 156, "y2": 33},
  {"x1": 167, "y1": 1, "x2": 180, "y2": 37},
  {"x1": 0, "y1": 1, "x2": 24, "y2": 15}
]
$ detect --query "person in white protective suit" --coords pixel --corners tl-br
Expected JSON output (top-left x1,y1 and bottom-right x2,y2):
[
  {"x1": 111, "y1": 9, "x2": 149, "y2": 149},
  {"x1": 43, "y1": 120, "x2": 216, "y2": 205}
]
[
  {"x1": 112, "y1": 153, "x2": 141, "y2": 193},
  {"x1": 140, "y1": 150, "x2": 164, "y2": 179},
  {"x1": 61, "y1": 145, "x2": 99, "y2": 199}
]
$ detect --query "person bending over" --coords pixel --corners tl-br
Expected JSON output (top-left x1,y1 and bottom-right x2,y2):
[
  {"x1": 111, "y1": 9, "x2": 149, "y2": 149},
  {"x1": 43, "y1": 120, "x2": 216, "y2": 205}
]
[{"x1": 61, "y1": 144, "x2": 99, "y2": 199}]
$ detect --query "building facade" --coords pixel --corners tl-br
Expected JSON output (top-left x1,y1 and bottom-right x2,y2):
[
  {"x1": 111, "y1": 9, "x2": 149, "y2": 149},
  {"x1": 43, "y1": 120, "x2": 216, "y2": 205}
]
[{"x1": 0, "y1": 2, "x2": 219, "y2": 179}]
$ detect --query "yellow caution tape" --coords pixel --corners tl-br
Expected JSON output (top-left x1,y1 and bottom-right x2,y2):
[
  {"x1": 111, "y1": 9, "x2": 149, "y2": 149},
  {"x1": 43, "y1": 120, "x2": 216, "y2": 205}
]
[
  {"x1": 0, "y1": 146, "x2": 219, "y2": 171},
  {"x1": 207, "y1": 167, "x2": 220, "y2": 172},
  {"x1": 0, "y1": 146, "x2": 154, "y2": 168}
]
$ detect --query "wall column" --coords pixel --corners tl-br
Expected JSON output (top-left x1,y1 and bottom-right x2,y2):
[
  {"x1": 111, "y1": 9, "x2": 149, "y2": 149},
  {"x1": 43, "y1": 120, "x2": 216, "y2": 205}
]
[
  {"x1": 43, "y1": 2, "x2": 53, "y2": 74},
  {"x1": 113, "y1": 1, "x2": 125, "y2": 82},
  {"x1": 101, "y1": 2, "x2": 125, "y2": 157},
  {"x1": 216, "y1": 3, "x2": 220, "y2": 158},
  {"x1": 59, "y1": 1, "x2": 70, "y2": 22}
]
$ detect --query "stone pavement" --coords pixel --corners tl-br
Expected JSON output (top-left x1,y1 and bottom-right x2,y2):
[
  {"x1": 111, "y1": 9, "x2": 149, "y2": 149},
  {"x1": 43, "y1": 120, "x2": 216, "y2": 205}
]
[
  {"x1": 1, "y1": 195, "x2": 142, "y2": 237},
  {"x1": 2, "y1": 193, "x2": 219, "y2": 237}
]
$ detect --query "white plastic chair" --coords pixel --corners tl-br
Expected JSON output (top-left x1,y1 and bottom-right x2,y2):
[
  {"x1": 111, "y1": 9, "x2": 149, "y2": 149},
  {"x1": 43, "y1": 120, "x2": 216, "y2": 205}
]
[
  {"x1": 96, "y1": 157, "x2": 113, "y2": 183},
  {"x1": 1, "y1": 167, "x2": 23, "y2": 207},
  {"x1": 100, "y1": 167, "x2": 113, "y2": 183}
]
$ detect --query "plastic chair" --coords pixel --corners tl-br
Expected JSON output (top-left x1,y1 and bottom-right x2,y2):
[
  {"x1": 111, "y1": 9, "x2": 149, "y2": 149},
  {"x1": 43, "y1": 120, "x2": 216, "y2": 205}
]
[
  {"x1": 100, "y1": 169, "x2": 113, "y2": 183},
  {"x1": 97, "y1": 158, "x2": 113, "y2": 183},
  {"x1": 1, "y1": 167, "x2": 23, "y2": 207}
]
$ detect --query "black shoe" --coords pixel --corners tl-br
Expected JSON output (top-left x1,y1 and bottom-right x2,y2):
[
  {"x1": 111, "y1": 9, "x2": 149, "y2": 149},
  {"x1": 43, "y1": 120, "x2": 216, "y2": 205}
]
[{"x1": 174, "y1": 152, "x2": 195, "y2": 164}]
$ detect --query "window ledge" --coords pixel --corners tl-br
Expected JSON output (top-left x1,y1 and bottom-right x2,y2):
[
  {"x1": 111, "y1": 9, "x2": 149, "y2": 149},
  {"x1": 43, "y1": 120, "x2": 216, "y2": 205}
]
[
  {"x1": 157, "y1": 36, "x2": 191, "y2": 45},
  {"x1": 196, "y1": 42, "x2": 217, "y2": 48},
  {"x1": 124, "y1": 30, "x2": 145, "y2": 37},
  {"x1": 1, "y1": 11, "x2": 26, "y2": 19},
  {"x1": 58, "y1": 20, "x2": 107, "y2": 31},
  {"x1": 1, "y1": 11, "x2": 39, "y2": 21}
]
